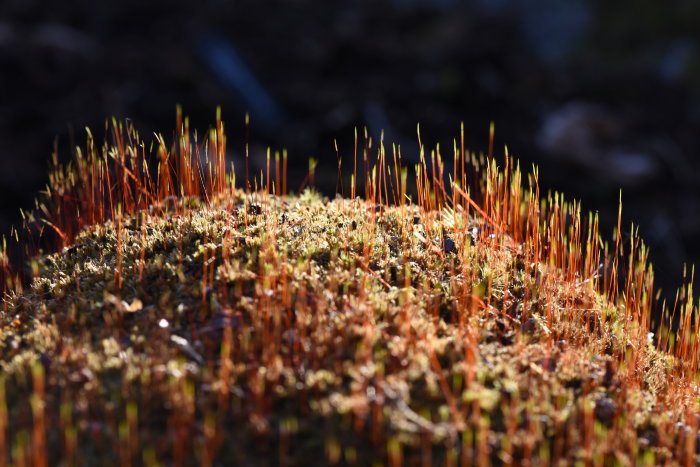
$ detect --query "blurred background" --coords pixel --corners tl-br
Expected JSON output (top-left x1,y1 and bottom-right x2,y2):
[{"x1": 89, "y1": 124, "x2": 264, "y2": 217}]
[{"x1": 1, "y1": 0, "x2": 700, "y2": 310}]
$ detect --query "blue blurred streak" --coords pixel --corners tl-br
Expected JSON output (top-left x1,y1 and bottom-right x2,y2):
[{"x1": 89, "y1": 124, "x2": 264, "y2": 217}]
[{"x1": 196, "y1": 31, "x2": 286, "y2": 131}]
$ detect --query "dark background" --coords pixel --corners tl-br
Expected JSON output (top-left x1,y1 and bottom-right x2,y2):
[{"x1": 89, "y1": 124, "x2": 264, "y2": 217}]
[{"x1": 2, "y1": 0, "x2": 700, "y2": 309}]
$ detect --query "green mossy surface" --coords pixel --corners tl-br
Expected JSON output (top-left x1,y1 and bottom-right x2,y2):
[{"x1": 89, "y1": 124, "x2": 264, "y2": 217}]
[{"x1": 0, "y1": 190, "x2": 695, "y2": 465}]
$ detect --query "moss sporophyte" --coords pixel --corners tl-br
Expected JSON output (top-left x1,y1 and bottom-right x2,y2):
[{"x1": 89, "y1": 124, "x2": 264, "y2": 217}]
[{"x1": 0, "y1": 110, "x2": 698, "y2": 465}]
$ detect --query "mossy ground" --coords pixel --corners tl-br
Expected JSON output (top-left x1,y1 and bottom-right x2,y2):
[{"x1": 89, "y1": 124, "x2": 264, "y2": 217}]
[{"x1": 1, "y1": 188, "x2": 695, "y2": 465}]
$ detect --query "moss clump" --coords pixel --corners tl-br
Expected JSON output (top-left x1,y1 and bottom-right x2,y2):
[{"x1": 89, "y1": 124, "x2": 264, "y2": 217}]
[
  {"x1": 0, "y1": 188, "x2": 694, "y2": 465},
  {"x1": 0, "y1": 116, "x2": 698, "y2": 465}
]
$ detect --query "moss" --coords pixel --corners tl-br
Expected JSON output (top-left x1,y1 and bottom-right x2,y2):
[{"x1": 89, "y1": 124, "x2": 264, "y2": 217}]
[
  {"x1": 0, "y1": 186, "x2": 695, "y2": 465},
  {"x1": 0, "y1": 109, "x2": 698, "y2": 465}
]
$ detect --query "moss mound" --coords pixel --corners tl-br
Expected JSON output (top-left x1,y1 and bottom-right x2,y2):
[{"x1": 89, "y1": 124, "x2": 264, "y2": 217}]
[{"x1": 1, "y1": 188, "x2": 696, "y2": 465}]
